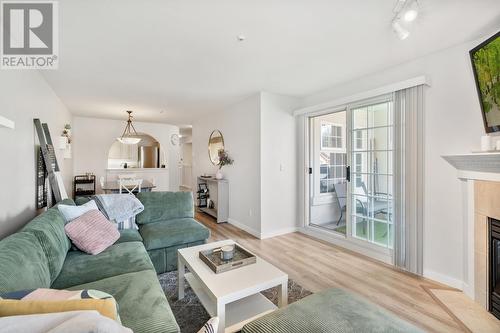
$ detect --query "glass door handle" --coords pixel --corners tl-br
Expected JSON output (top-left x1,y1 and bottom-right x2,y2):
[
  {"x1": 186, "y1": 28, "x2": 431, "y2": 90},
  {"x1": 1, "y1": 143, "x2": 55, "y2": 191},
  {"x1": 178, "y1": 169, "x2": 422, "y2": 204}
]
[{"x1": 346, "y1": 166, "x2": 351, "y2": 182}]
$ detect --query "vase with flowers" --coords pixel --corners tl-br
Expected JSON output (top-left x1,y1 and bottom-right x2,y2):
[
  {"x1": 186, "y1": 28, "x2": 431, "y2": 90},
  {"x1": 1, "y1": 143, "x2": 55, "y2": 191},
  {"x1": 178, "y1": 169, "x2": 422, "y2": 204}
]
[{"x1": 216, "y1": 149, "x2": 233, "y2": 179}]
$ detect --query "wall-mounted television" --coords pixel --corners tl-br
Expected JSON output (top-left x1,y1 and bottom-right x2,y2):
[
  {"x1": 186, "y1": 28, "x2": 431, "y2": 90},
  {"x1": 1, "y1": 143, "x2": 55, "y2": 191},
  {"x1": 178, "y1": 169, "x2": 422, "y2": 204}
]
[{"x1": 470, "y1": 31, "x2": 500, "y2": 133}]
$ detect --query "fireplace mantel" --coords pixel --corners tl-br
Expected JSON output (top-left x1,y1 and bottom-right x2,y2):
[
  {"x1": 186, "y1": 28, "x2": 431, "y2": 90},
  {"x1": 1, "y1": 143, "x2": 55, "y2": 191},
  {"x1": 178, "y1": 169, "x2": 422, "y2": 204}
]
[{"x1": 443, "y1": 152, "x2": 500, "y2": 182}]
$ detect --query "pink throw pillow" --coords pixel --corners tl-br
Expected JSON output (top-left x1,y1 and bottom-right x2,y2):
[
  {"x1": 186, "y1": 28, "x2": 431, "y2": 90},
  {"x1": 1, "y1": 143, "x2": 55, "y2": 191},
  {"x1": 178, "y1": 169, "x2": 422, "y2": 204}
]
[{"x1": 64, "y1": 210, "x2": 119, "y2": 255}]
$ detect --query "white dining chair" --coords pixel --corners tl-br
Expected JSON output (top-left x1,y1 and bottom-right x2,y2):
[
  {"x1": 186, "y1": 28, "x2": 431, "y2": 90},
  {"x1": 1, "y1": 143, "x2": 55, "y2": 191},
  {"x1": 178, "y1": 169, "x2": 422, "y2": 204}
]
[{"x1": 118, "y1": 178, "x2": 143, "y2": 195}]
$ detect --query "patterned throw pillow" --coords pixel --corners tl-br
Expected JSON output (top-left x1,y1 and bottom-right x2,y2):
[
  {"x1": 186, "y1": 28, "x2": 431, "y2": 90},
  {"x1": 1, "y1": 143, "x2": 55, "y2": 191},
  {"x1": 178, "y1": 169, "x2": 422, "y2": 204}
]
[
  {"x1": 57, "y1": 200, "x2": 99, "y2": 223},
  {"x1": 64, "y1": 210, "x2": 120, "y2": 255},
  {"x1": 0, "y1": 289, "x2": 120, "y2": 321},
  {"x1": 197, "y1": 317, "x2": 219, "y2": 333}
]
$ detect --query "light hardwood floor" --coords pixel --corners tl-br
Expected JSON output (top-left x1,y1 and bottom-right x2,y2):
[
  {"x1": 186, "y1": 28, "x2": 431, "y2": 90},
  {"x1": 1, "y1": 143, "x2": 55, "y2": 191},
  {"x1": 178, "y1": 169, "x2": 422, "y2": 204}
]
[{"x1": 195, "y1": 212, "x2": 465, "y2": 333}]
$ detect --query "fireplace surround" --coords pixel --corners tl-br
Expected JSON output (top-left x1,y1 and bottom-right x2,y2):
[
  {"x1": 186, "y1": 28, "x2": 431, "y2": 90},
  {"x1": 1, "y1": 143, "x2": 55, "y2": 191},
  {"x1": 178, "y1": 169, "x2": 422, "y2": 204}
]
[
  {"x1": 489, "y1": 218, "x2": 500, "y2": 319},
  {"x1": 443, "y1": 152, "x2": 500, "y2": 311}
]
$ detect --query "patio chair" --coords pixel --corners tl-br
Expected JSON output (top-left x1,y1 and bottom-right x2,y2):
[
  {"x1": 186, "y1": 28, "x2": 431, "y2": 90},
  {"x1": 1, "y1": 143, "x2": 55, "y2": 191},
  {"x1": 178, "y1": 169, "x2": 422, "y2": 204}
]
[
  {"x1": 357, "y1": 181, "x2": 391, "y2": 218},
  {"x1": 333, "y1": 182, "x2": 347, "y2": 225}
]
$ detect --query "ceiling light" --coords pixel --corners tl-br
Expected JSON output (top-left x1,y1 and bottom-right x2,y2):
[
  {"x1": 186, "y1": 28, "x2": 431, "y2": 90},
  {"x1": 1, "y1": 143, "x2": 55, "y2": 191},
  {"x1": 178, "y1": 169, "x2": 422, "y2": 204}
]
[
  {"x1": 392, "y1": 19, "x2": 409, "y2": 40},
  {"x1": 117, "y1": 111, "x2": 141, "y2": 145},
  {"x1": 237, "y1": 35, "x2": 246, "y2": 42},
  {"x1": 403, "y1": 1, "x2": 419, "y2": 22}
]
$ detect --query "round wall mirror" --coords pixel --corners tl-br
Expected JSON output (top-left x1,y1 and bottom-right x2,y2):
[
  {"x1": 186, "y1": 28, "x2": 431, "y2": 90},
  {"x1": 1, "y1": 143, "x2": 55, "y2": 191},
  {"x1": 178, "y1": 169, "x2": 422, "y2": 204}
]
[{"x1": 208, "y1": 130, "x2": 224, "y2": 165}]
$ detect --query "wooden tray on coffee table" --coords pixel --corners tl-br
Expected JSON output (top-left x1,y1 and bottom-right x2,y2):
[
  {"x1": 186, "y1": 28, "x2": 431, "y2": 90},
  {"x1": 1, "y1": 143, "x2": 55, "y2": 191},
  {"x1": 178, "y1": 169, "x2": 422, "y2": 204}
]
[{"x1": 199, "y1": 244, "x2": 256, "y2": 273}]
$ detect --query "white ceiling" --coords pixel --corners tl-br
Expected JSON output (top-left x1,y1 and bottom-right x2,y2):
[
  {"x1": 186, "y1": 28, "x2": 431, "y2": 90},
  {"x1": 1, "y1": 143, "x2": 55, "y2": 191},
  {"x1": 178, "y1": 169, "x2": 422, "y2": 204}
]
[{"x1": 41, "y1": 0, "x2": 500, "y2": 125}]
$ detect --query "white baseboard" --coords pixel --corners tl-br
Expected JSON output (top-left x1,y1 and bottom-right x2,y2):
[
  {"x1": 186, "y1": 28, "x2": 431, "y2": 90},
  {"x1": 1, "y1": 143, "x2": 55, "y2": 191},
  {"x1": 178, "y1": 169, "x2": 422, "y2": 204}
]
[
  {"x1": 299, "y1": 226, "x2": 393, "y2": 265},
  {"x1": 260, "y1": 227, "x2": 299, "y2": 239},
  {"x1": 227, "y1": 218, "x2": 261, "y2": 239},
  {"x1": 462, "y1": 282, "x2": 474, "y2": 299},
  {"x1": 423, "y1": 269, "x2": 464, "y2": 290}
]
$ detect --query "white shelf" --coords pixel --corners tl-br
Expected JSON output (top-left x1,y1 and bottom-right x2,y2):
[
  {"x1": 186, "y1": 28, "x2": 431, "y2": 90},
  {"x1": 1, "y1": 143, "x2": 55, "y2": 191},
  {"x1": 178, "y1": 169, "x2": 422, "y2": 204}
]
[
  {"x1": 185, "y1": 273, "x2": 276, "y2": 333},
  {"x1": 0, "y1": 116, "x2": 14, "y2": 129}
]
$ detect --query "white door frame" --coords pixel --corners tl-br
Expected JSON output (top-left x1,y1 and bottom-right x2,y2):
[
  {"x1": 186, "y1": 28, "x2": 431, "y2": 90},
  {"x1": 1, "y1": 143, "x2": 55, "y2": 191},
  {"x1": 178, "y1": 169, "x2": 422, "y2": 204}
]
[{"x1": 300, "y1": 96, "x2": 394, "y2": 265}]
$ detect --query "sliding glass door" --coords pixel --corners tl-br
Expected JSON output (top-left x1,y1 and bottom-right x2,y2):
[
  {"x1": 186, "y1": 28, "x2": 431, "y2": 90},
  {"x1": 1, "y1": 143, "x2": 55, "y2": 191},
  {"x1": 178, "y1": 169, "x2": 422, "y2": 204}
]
[{"x1": 308, "y1": 96, "x2": 394, "y2": 252}]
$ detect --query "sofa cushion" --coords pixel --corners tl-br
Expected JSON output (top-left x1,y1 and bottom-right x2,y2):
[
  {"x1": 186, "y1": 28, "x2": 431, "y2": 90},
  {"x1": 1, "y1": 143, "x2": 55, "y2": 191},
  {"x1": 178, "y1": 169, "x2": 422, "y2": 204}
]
[
  {"x1": 135, "y1": 192, "x2": 194, "y2": 224},
  {"x1": 22, "y1": 208, "x2": 71, "y2": 283},
  {"x1": 74, "y1": 196, "x2": 92, "y2": 206},
  {"x1": 53, "y1": 198, "x2": 77, "y2": 208},
  {"x1": 139, "y1": 218, "x2": 210, "y2": 251},
  {"x1": 147, "y1": 240, "x2": 205, "y2": 273},
  {"x1": 69, "y1": 270, "x2": 180, "y2": 333},
  {"x1": 115, "y1": 229, "x2": 143, "y2": 244},
  {"x1": 51, "y1": 242, "x2": 154, "y2": 289},
  {"x1": 0, "y1": 232, "x2": 51, "y2": 294}
]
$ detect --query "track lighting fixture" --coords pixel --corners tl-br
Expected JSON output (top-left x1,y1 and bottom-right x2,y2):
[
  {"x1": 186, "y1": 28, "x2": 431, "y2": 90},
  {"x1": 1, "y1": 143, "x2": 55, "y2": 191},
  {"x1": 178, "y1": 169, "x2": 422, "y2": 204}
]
[{"x1": 391, "y1": 0, "x2": 419, "y2": 40}]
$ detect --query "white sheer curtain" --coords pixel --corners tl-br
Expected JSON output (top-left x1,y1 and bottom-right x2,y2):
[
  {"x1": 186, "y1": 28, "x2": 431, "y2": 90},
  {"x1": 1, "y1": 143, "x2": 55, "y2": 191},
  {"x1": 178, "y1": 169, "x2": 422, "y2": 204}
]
[{"x1": 393, "y1": 85, "x2": 424, "y2": 275}]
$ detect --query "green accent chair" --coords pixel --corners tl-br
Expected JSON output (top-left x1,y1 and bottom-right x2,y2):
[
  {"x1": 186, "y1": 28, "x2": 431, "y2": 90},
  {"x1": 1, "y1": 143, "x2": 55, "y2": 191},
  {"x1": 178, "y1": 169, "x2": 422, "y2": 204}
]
[
  {"x1": 242, "y1": 288, "x2": 424, "y2": 333},
  {"x1": 0, "y1": 191, "x2": 209, "y2": 333}
]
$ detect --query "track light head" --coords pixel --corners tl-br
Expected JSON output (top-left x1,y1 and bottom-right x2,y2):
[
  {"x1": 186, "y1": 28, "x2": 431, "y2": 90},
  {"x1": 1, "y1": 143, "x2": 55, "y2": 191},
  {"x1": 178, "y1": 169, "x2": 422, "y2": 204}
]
[
  {"x1": 392, "y1": 19, "x2": 409, "y2": 40},
  {"x1": 403, "y1": 1, "x2": 419, "y2": 22}
]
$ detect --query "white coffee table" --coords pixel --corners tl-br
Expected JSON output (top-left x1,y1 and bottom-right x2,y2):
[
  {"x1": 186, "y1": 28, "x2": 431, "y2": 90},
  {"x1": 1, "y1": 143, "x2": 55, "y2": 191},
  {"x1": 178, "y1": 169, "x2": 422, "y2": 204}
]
[{"x1": 177, "y1": 239, "x2": 288, "y2": 333}]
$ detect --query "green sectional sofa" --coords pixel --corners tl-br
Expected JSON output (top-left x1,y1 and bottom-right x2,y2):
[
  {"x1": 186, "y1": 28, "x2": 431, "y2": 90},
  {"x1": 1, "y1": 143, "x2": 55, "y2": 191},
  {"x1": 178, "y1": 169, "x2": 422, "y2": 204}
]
[{"x1": 0, "y1": 192, "x2": 211, "y2": 333}]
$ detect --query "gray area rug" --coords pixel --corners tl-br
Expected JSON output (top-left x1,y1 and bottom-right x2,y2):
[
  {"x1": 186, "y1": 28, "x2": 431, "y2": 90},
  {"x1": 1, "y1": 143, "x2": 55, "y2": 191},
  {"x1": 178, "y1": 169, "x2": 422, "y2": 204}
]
[{"x1": 158, "y1": 271, "x2": 312, "y2": 333}]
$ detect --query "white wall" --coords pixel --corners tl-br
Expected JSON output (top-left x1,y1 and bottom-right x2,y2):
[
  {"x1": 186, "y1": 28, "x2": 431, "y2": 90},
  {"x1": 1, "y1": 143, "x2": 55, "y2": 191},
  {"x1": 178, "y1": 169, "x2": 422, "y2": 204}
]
[
  {"x1": 192, "y1": 92, "x2": 299, "y2": 238},
  {"x1": 72, "y1": 116, "x2": 180, "y2": 192},
  {"x1": 180, "y1": 142, "x2": 193, "y2": 188},
  {"x1": 192, "y1": 94, "x2": 262, "y2": 236},
  {"x1": 260, "y1": 92, "x2": 299, "y2": 237},
  {"x1": 299, "y1": 34, "x2": 493, "y2": 288},
  {"x1": 0, "y1": 71, "x2": 72, "y2": 238},
  {"x1": 181, "y1": 143, "x2": 192, "y2": 166}
]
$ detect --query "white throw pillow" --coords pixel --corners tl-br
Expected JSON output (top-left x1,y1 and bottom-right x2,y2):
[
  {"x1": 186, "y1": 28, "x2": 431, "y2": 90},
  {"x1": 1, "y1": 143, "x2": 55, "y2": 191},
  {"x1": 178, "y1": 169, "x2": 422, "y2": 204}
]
[
  {"x1": 58, "y1": 200, "x2": 98, "y2": 223},
  {"x1": 197, "y1": 317, "x2": 219, "y2": 333},
  {"x1": 0, "y1": 310, "x2": 132, "y2": 333}
]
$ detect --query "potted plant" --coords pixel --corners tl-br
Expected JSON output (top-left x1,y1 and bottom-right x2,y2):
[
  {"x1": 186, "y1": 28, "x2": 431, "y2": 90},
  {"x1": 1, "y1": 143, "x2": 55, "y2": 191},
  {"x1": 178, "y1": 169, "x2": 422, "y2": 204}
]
[
  {"x1": 216, "y1": 149, "x2": 233, "y2": 179},
  {"x1": 62, "y1": 124, "x2": 72, "y2": 144}
]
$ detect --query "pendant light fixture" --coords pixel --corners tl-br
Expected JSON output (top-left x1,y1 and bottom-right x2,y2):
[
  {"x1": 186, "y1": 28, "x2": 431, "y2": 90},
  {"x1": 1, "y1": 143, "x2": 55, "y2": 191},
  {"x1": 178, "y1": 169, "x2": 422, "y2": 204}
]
[{"x1": 117, "y1": 111, "x2": 141, "y2": 145}]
